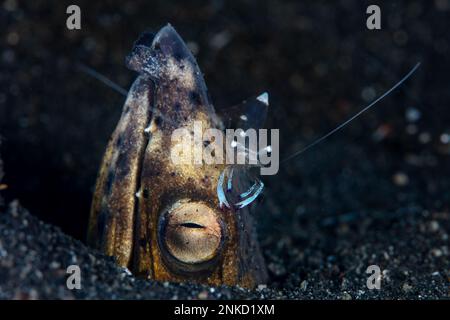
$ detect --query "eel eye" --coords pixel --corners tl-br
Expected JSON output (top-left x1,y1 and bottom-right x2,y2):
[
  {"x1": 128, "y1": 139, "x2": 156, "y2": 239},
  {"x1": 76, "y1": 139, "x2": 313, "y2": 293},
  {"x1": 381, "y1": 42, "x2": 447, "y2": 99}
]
[{"x1": 158, "y1": 201, "x2": 223, "y2": 271}]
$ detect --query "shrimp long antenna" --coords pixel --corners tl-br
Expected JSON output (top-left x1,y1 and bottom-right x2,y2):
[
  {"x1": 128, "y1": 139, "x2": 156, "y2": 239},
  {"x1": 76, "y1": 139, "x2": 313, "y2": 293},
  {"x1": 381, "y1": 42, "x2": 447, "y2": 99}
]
[
  {"x1": 77, "y1": 63, "x2": 183, "y2": 127},
  {"x1": 77, "y1": 63, "x2": 128, "y2": 96},
  {"x1": 281, "y1": 62, "x2": 421, "y2": 164}
]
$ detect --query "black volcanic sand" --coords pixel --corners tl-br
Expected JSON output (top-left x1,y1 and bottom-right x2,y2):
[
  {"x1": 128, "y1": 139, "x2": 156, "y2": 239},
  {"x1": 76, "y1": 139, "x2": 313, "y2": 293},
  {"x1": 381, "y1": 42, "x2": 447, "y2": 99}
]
[{"x1": 0, "y1": 1, "x2": 449, "y2": 299}]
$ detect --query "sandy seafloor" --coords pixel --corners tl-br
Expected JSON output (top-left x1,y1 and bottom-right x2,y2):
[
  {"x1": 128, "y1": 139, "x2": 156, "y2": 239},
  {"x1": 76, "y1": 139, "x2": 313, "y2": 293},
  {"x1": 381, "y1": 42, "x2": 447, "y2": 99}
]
[{"x1": 0, "y1": 1, "x2": 449, "y2": 299}]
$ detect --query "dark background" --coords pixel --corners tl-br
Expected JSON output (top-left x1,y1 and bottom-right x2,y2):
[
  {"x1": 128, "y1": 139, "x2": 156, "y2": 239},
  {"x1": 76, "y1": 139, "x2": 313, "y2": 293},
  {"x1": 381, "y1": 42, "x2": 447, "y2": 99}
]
[{"x1": 0, "y1": 0, "x2": 449, "y2": 298}]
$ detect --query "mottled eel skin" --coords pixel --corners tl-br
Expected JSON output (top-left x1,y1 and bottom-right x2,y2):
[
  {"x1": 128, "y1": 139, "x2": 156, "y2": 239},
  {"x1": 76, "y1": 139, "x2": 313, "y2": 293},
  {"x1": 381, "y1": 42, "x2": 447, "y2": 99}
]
[{"x1": 88, "y1": 25, "x2": 267, "y2": 288}]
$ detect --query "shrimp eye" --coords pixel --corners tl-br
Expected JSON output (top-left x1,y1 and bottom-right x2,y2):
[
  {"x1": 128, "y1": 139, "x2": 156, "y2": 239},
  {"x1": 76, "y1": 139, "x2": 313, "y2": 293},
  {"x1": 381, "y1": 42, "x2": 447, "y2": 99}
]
[{"x1": 158, "y1": 201, "x2": 224, "y2": 272}]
